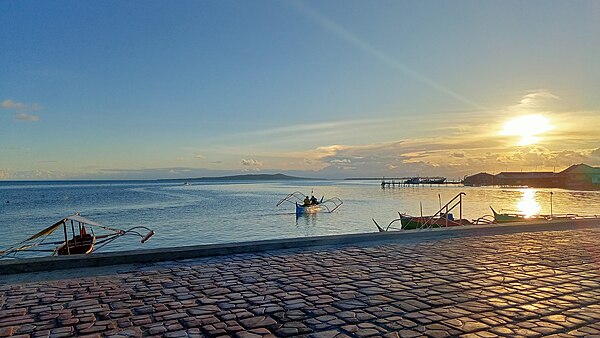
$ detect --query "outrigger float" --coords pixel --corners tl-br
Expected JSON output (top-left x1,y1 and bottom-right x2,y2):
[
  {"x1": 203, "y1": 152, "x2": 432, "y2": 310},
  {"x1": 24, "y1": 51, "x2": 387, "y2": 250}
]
[
  {"x1": 0, "y1": 214, "x2": 155, "y2": 259},
  {"x1": 277, "y1": 191, "x2": 343, "y2": 216}
]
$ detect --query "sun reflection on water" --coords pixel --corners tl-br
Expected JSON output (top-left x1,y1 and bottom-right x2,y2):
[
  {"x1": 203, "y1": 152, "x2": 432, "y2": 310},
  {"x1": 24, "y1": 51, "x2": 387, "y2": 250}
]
[{"x1": 517, "y1": 189, "x2": 541, "y2": 217}]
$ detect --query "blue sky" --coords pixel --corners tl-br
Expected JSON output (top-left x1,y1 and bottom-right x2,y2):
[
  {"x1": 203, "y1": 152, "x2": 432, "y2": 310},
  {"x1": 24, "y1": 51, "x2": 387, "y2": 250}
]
[{"x1": 1, "y1": 0, "x2": 599, "y2": 179}]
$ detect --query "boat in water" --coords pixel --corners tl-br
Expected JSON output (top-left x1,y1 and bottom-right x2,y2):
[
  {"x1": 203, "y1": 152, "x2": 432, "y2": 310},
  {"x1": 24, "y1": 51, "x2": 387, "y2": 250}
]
[
  {"x1": 373, "y1": 192, "x2": 494, "y2": 231},
  {"x1": 0, "y1": 214, "x2": 155, "y2": 259},
  {"x1": 489, "y1": 206, "x2": 548, "y2": 223},
  {"x1": 277, "y1": 191, "x2": 343, "y2": 216},
  {"x1": 489, "y1": 206, "x2": 598, "y2": 223}
]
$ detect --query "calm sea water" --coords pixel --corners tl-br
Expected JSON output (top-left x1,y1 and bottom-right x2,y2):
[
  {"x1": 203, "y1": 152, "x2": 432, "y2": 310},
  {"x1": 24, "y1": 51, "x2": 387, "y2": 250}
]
[{"x1": 1, "y1": 180, "x2": 599, "y2": 258}]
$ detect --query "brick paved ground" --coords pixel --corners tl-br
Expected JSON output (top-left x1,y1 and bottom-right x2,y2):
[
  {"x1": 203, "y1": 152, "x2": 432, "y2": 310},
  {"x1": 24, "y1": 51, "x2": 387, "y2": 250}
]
[{"x1": 2, "y1": 228, "x2": 600, "y2": 337}]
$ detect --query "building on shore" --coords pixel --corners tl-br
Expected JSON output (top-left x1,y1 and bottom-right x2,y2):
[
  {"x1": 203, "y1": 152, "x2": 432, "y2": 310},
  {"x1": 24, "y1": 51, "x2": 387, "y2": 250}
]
[{"x1": 464, "y1": 163, "x2": 600, "y2": 190}]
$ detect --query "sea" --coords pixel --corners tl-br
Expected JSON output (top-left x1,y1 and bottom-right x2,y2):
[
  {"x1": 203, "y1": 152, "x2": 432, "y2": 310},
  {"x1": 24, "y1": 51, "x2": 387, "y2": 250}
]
[{"x1": 1, "y1": 179, "x2": 599, "y2": 258}]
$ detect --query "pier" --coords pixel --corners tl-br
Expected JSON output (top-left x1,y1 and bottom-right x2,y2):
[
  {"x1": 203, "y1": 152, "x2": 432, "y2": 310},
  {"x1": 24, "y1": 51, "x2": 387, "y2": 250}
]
[{"x1": 380, "y1": 177, "x2": 463, "y2": 188}]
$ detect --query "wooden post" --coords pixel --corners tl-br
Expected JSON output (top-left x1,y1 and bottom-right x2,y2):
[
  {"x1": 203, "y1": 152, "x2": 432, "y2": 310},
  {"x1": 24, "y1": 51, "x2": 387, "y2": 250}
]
[
  {"x1": 459, "y1": 193, "x2": 463, "y2": 225},
  {"x1": 550, "y1": 191, "x2": 553, "y2": 218},
  {"x1": 62, "y1": 221, "x2": 70, "y2": 255}
]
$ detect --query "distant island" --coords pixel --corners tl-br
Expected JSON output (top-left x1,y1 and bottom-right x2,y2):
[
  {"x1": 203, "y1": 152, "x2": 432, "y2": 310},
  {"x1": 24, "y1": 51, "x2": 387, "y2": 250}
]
[{"x1": 159, "y1": 173, "x2": 318, "y2": 182}]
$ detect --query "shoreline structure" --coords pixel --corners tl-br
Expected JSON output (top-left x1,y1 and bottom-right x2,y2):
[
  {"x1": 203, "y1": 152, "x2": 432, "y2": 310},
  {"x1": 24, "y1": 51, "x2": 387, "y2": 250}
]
[{"x1": 1, "y1": 218, "x2": 597, "y2": 275}]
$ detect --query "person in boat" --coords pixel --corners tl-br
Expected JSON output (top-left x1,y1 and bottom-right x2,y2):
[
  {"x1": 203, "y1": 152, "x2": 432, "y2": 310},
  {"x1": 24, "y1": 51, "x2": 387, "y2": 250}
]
[
  {"x1": 310, "y1": 195, "x2": 319, "y2": 205},
  {"x1": 303, "y1": 196, "x2": 311, "y2": 206}
]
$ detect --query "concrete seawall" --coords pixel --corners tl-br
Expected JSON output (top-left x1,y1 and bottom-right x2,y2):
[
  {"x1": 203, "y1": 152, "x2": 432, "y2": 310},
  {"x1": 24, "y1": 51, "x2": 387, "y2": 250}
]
[{"x1": 2, "y1": 218, "x2": 598, "y2": 275}]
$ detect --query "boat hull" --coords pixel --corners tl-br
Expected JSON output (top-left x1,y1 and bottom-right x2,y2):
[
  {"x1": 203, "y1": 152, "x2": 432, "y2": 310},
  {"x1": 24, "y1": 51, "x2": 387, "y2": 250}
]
[
  {"x1": 296, "y1": 204, "x2": 321, "y2": 215},
  {"x1": 56, "y1": 234, "x2": 96, "y2": 255},
  {"x1": 490, "y1": 207, "x2": 548, "y2": 223},
  {"x1": 399, "y1": 215, "x2": 468, "y2": 229}
]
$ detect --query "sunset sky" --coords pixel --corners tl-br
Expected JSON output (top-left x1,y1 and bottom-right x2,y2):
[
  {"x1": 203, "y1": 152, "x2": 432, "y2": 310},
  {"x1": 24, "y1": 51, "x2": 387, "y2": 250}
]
[{"x1": 1, "y1": 0, "x2": 599, "y2": 180}]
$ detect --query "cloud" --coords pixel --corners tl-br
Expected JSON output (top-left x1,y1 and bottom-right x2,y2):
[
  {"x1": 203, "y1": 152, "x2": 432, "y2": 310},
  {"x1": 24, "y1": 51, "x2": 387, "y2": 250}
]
[
  {"x1": 2, "y1": 99, "x2": 26, "y2": 110},
  {"x1": 15, "y1": 113, "x2": 39, "y2": 122},
  {"x1": 0, "y1": 169, "x2": 10, "y2": 179},
  {"x1": 1, "y1": 169, "x2": 65, "y2": 180},
  {"x1": 2, "y1": 99, "x2": 42, "y2": 122},
  {"x1": 194, "y1": 154, "x2": 205, "y2": 160},
  {"x1": 241, "y1": 158, "x2": 263, "y2": 167},
  {"x1": 508, "y1": 90, "x2": 560, "y2": 113},
  {"x1": 1, "y1": 99, "x2": 42, "y2": 111}
]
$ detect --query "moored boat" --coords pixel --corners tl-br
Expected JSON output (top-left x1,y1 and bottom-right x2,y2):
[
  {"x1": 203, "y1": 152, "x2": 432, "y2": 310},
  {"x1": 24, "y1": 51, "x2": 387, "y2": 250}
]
[
  {"x1": 373, "y1": 192, "x2": 493, "y2": 231},
  {"x1": 490, "y1": 206, "x2": 549, "y2": 223},
  {"x1": 0, "y1": 214, "x2": 155, "y2": 259},
  {"x1": 399, "y1": 214, "x2": 471, "y2": 229}
]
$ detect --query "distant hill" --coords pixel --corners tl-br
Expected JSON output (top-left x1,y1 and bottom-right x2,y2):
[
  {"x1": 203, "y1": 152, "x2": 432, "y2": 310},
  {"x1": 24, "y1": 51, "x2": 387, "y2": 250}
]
[{"x1": 159, "y1": 173, "x2": 317, "y2": 182}]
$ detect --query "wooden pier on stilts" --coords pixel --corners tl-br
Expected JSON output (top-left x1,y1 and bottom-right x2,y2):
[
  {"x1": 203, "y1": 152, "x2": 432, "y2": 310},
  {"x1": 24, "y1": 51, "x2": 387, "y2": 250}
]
[{"x1": 380, "y1": 177, "x2": 463, "y2": 188}]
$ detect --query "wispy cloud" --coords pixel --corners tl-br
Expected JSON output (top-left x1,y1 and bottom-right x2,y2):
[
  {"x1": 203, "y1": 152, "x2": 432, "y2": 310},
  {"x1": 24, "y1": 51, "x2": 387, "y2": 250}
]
[
  {"x1": 289, "y1": 0, "x2": 483, "y2": 110},
  {"x1": 15, "y1": 113, "x2": 39, "y2": 122},
  {"x1": 224, "y1": 118, "x2": 391, "y2": 140},
  {"x1": 2, "y1": 98, "x2": 42, "y2": 122},
  {"x1": 507, "y1": 90, "x2": 560, "y2": 113},
  {"x1": 2, "y1": 99, "x2": 26, "y2": 110}
]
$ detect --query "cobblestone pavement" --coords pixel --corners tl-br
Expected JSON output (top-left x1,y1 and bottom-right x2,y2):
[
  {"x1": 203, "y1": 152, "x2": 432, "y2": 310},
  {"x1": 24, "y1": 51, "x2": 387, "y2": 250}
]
[{"x1": 2, "y1": 228, "x2": 600, "y2": 337}]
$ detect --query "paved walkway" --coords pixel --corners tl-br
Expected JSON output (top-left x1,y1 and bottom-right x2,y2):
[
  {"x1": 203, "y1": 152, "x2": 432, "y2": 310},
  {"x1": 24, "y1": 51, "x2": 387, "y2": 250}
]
[{"x1": 2, "y1": 228, "x2": 600, "y2": 337}]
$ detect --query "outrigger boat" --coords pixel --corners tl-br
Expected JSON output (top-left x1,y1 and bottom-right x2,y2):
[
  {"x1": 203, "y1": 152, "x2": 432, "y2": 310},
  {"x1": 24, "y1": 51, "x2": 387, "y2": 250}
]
[
  {"x1": 0, "y1": 214, "x2": 155, "y2": 259},
  {"x1": 489, "y1": 206, "x2": 598, "y2": 223},
  {"x1": 373, "y1": 192, "x2": 494, "y2": 231},
  {"x1": 489, "y1": 207, "x2": 548, "y2": 223},
  {"x1": 277, "y1": 191, "x2": 343, "y2": 216}
]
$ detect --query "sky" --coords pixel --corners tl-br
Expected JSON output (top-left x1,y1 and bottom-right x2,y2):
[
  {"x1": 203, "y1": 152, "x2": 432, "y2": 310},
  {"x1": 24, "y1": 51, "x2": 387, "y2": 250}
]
[{"x1": 1, "y1": 0, "x2": 600, "y2": 180}]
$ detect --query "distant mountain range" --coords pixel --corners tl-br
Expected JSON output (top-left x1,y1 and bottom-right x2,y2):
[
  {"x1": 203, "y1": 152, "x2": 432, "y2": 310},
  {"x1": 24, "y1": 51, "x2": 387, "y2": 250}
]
[{"x1": 159, "y1": 173, "x2": 317, "y2": 182}]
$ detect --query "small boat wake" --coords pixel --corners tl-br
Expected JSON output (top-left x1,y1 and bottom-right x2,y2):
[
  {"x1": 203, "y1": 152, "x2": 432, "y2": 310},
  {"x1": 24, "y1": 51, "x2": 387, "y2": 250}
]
[{"x1": 277, "y1": 191, "x2": 343, "y2": 216}]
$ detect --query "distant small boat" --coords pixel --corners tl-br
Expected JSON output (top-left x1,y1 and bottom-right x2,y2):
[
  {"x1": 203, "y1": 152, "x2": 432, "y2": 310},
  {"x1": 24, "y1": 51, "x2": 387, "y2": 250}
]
[{"x1": 277, "y1": 191, "x2": 343, "y2": 216}]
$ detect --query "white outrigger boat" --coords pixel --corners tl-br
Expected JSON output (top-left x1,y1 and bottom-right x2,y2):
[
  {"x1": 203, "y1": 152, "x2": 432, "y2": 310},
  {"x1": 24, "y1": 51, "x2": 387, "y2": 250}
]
[{"x1": 277, "y1": 191, "x2": 343, "y2": 216}]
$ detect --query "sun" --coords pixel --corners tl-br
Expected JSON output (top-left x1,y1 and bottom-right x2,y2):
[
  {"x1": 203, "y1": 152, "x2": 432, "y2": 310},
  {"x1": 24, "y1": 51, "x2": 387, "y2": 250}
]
[{"x1": 500, "y1": 114, "x2": 554, "y2": 146}]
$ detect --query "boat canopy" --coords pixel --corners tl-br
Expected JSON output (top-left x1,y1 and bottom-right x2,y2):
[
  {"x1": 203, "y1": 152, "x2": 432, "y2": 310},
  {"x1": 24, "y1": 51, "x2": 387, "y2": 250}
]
[
  {"x1": 66, "y1": 214, "x2": 103, "y2": 227},
  {"x1": 26, "y1": 219, "x2": 66, "y2": 241}
]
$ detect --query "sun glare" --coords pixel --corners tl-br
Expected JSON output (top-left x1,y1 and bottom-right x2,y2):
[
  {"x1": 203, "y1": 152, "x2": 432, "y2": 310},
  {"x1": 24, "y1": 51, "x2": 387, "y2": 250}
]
[
  {"x1": 501, "y1": 114, "x2": 553, "y2": 146},
  {"x1": 517, "y1": 189, "x2": 541, "y2": 217}
]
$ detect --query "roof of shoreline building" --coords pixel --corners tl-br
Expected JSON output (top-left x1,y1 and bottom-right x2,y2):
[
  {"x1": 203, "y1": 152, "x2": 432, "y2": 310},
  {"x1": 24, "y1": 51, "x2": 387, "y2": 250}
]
[
  {"x1": 496, "y1": 172, "x2": 558, "y2": 178},
  {"x1": 560, "y1": 163, "x2": 600, "y2": 174}
]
